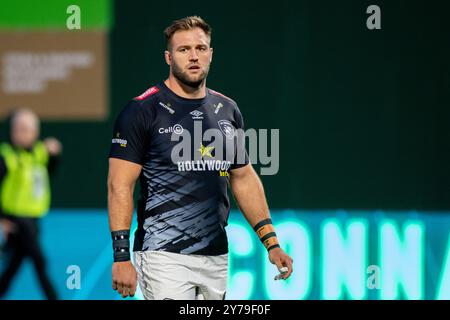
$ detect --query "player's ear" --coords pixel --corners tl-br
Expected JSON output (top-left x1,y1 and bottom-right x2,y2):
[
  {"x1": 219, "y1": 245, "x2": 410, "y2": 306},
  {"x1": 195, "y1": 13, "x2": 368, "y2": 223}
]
[
  {"x1": 164, "y1": 50, "x2": 171, "y2": 65},
  {"x1": 209, "y1": 47, "x2": 213, "y2": 63}
]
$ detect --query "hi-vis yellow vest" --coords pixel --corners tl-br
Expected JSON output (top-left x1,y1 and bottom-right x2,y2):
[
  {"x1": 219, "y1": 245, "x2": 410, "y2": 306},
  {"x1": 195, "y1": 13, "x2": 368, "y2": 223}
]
[{"x1": 0, "y1": 142, "x2": 51, "y2": 218}]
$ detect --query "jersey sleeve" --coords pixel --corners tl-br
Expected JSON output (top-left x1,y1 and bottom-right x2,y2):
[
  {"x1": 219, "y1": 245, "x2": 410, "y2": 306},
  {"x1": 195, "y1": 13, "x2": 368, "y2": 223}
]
[
  {"x1": 109, "y1": 101, "x2": 151, "y2": 165},
  {"x1": 231, "y1": 104, "x2": 250, "y2": 169}
]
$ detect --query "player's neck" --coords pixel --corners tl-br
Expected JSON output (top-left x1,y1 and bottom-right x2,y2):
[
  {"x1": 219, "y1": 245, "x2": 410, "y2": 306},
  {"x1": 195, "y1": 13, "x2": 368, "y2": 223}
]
[{"x1": 164, "y1": 77, "x2": 207, "y2": 100}]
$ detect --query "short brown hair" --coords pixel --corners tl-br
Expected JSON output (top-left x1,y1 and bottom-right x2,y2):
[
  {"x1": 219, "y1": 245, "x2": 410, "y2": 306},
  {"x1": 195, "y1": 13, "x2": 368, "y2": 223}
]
[{"x1": 164, "y1": 16, "x2": 212, "y2": 50}]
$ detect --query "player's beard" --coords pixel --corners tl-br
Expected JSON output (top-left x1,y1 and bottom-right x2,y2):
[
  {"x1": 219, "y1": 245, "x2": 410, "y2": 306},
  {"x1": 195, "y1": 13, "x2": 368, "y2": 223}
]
[{"x1": 171, "y1": 61, "x2": 209, "y2": 89}]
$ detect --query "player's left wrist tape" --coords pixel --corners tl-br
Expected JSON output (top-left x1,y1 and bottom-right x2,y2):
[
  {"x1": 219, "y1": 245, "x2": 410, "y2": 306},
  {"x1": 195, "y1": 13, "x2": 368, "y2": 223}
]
[
  {"x1": 112, "y1": 230, "x2": 130, "y2": 262},
  {"x1": 253, "y1": 218, "x2": 280, "y2": 252}
]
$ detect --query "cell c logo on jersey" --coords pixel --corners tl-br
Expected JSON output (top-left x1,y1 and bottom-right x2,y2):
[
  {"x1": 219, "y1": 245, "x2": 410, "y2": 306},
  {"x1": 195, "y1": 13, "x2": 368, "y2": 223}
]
[
  {"x1": 158, "y1": 124, "x2": 183, "y2": 135},
  {"x1": 173, "y1": 124, "x2": 183, "y2": 134},
  {"x1": 218, "y1": 120, "x2": 235, "y2": 139}
]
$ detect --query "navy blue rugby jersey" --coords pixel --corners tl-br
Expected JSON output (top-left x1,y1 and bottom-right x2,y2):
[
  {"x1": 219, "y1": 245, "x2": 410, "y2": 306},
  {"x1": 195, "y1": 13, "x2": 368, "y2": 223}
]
[{"x1": 109, "y1": 82, "x2": 249, "y2": 255}]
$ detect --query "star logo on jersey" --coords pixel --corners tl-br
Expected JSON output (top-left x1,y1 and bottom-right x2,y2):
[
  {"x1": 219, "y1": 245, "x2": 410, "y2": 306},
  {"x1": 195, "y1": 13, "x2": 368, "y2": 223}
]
[
  {"x1": 190, "y1": 110, "x2": 203, "y2": 120},
  {"x1": 197, "y1": 144, "x2": 214, "y2": 158}
]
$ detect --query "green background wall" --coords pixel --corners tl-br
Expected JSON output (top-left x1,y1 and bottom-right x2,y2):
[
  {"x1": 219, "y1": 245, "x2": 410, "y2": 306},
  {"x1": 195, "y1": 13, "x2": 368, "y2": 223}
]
[{"x1": 1, "y1": 0, "x2": 449, "y2": 210}]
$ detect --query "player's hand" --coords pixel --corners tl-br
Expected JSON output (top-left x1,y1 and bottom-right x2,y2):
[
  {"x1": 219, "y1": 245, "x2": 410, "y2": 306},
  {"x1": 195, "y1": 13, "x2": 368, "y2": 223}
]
[
  {"x1": 112, "y1": 260, "x2": 137, "y2": 298},
  {"x1": 268, "y1": 247, "x2": 293, "y2": 280},
  {"x1": 43, "y1": 137, "x2": 62, "y2": 156}
]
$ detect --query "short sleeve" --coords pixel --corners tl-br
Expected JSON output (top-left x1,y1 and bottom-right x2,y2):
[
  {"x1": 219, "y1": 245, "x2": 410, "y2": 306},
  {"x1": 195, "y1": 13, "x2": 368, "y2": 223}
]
[
  {"x1": 231, "y1": 105, "x2": 250, "y2": 170},
  {"x1": 109, "y1": 101, "x2": 151, "y2": 165}
]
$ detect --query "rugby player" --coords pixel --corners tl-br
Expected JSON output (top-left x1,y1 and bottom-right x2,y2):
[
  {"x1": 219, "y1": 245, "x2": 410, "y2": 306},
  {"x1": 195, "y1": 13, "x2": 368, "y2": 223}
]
[{"x1": 108, "y1": 16, "x2": 293, "y2": 300}]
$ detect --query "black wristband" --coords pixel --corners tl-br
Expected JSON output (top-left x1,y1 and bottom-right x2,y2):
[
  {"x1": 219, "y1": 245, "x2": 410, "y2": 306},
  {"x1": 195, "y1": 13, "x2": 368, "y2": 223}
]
[
  {"x1": 112, "y1": 230, "x2": 130, "y2": 262},
  {"x1": 253, "y1": 218, "x2": 280, "y2": 252},
  {"x1": 267, "y1": 244, "x2": 281, "y2": 252},
  {"x1": 253, "y1": 218, "x2": 272, "y2": 232}
]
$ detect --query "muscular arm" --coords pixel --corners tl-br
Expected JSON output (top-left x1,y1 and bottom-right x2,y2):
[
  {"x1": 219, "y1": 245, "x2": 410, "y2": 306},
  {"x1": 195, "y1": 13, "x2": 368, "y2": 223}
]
[
  {"x1": 230, "y1": 163, "x2": 293, "y2": 279},
  {"x1": 107, "y1": 158, "x2": 142, "y2": 231},
  {"x1": 107, "y1": 100, "x2": 149, "y2": 298},
  {"x1": 107, "y1": 157, "x2": 141, "y2": 298},
  {"x1": 229, "y1": 164, "x2": 270, "y2": 227}
]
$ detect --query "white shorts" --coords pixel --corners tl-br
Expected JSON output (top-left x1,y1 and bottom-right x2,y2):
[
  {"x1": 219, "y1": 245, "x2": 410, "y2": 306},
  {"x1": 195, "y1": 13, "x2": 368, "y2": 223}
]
[{"x1": 134, "y1": 250, "x2": 228, "y2": 300}]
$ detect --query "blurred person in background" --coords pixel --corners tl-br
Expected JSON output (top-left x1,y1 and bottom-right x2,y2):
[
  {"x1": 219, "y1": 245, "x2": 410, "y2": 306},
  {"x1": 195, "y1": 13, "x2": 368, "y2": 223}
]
[{"x1": 0, "y1": 108, "x2": 62, "y2": 300}]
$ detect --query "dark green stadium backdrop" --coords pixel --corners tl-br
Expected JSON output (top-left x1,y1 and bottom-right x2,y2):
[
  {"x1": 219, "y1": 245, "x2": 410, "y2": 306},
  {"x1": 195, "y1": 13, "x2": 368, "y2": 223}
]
[{"x1": 2, "y1": 0, "x2": 449, "y2": 210}]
